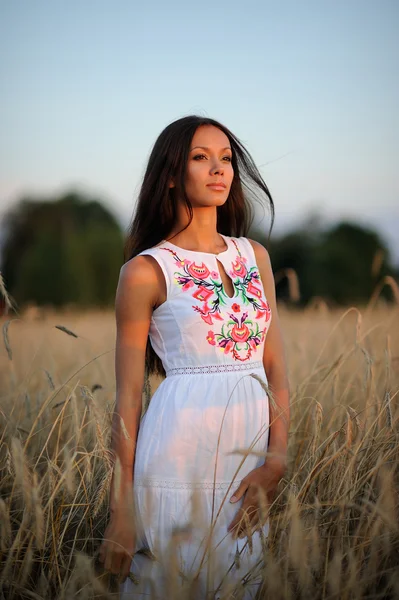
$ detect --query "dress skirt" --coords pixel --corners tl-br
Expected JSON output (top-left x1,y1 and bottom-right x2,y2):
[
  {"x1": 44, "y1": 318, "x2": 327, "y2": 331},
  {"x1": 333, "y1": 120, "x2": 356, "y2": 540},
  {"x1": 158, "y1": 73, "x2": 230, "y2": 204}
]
[{"x1": 119, "y1": 362, "x2": 270, "y2": 600}]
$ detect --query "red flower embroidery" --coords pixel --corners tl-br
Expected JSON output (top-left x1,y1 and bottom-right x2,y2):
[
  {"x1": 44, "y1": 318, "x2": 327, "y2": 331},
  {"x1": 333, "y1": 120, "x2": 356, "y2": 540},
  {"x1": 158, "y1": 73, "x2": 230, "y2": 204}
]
[
  {"x1": 213, "y1": 312, "x2": 224, "y2": 321},
  {"x1": 247, "y1": 280, "x2": 262, "y2": 298},
  {"x1": 182, "y1": 280, "x2": 194, "y2": 291},
  {"x1": 231, "y1": 303, "x2": 241, "y2": 312},
  {"x1": 201, "y1": 313, "x2": 214, "y2": 325},
  {"x1": 230, "y1": 322, "x2": 250, "y2": 343},
  {"x1": 187, "y1": 262, "x2": 210, "y2": 280},
  {"x1": 206, "y1": 330, "x2": 216, "y2": 345},
  {"x1": 210, "y1": 311, "x2": 267, "y2": 361},
  {"x1": 192, "y1": 285, "x2": 213, "y2": 303},
  {"x1": 249, "y1": 338, "x2": 257, "y2": 352},
  {"x1": 231, "y1": 258, "x2": 247, "y2": 279},
  {"x1": 223, "y1": 340, "x2": 233, "y2": 354},
  {"x1": 255, "y1": 299, "x2": 271, "y2": 320}
]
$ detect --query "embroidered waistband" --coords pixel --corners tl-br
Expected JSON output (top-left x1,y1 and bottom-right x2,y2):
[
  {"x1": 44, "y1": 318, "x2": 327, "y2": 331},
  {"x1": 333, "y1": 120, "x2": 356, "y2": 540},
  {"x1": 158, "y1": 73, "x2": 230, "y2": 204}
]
[
  {"x1": 165, "y1": 360, "x2": 264, "y2": 377},
  {"x1": 134, "y1": 478, "x2": 243, "y2": 490}
]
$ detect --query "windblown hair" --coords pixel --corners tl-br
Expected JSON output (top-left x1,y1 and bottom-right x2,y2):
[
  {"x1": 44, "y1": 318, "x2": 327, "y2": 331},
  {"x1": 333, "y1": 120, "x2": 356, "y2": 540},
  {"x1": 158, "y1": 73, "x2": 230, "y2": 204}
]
[{"x1": 124, "y1": 115, "x2": 275, "y2": 378}]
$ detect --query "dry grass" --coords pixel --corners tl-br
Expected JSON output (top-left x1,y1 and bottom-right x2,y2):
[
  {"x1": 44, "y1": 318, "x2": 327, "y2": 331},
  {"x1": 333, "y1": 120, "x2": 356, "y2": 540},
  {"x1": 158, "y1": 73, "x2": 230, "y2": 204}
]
[{"x1": 0, "y1": 302, "x2": 398, "y2": 599}]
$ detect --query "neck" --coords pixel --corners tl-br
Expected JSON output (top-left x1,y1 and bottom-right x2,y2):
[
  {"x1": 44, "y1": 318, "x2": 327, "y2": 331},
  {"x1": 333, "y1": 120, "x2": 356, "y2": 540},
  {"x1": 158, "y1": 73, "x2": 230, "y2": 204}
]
[{"x1": 167, "y1": 206, "x2": 226, "y2": 252}]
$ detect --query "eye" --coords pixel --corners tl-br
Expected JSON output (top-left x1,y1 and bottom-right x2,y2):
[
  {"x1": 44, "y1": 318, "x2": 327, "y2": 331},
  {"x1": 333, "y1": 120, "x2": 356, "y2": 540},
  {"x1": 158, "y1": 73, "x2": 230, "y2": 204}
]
[{"x1": 193, "y1": 154, "x2": 232, "y2": 162}]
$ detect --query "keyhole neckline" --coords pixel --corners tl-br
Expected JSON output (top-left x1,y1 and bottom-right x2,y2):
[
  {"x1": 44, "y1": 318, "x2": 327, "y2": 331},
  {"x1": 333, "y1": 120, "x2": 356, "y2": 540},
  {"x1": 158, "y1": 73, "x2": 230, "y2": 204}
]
[{"x1": 160, "y1": 233, "x2": 231, "y2": 257}]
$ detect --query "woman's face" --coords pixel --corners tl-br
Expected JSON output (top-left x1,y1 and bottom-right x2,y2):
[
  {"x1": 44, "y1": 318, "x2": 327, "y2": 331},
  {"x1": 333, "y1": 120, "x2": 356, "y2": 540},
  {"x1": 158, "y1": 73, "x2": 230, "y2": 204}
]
[{"x1": 180, "y1": 125, "x2": 234, "y2": 207}]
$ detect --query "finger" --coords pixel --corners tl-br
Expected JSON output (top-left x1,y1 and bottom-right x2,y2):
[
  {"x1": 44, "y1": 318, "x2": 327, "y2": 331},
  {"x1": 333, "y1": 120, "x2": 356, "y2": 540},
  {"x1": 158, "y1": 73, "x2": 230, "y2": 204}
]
[
  {"x1": 228, "y1": 505, "x2": 244, "y2": 532},
  {"x1": 230, "y1": 481, "x2": 248, "y2": 503},
  {"x1": 238, "y1": 508, "x2": 254, "y2": 538},
  {"x1": 248, "y1": 503, "x2": 259, "y2": 522},
  {"x1": 120, "y1": 553, "x2": 133, "y2": 583},
  {"x1": 247, "y1": 512, "x2": 258, "y2": 531},
  {"x1": 228, "y1": 514, "x2": 243, "y2": 536},
  {"x1": 229, "y1": 493, "x2": 256, "y2": 533},
  {"x1": 232, "y1": 509, "x2": 249, "y2": 539},
  {"x1": 228, "y1": 484, "x2": 254, "y2": 530},
  {"x1": 249, "y1": 499, "x2": 271, "y2": 533},
  {"x1": 104, "y1": 545, "x2": 122, "y2": 574},
  {"x1": 248, "y1": 516, "x2": 260, "y2": 535},
  {"x1": 111, "y1": 550, "x2": 124, "y2": 576},
  {"x1": 257, "y1": 486, "x2": 270, "y2": 519},
  {"x1": 236, "y1": 504, "x2": 258, "y2": 539},
  {"x1": 228, "y1": 518, "x2": 240, "y2": 535}
]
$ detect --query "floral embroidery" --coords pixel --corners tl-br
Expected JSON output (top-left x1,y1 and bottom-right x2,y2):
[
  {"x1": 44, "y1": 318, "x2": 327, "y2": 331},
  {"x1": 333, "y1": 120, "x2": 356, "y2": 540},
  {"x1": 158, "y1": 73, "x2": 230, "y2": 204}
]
[
  {"x1": 160, "y1": 247, "x2": 227, "y2": 325},
  {"x1": 206, "y1": 330, "x2": 216, "y2": 345},
  {"x1": 229, "y1": 239, "x2": 272, "y2": 322},
  {"x1": 160, "y1": 238, "x2": 272, "y2": 362},
  {"x1": 213, "y1": 311, "x2": 267, "y2": 362}
]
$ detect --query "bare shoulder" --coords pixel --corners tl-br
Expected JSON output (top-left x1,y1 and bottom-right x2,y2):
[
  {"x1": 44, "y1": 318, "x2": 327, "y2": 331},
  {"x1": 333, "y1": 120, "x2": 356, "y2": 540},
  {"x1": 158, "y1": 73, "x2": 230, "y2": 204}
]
[
  {"x1": 116, "y1": 254, "x2": 161, "y2": 315},
  {"x1": 246, "y1": 237, "x2": 276, "y2": 301},
  {"x1": 246, "y1": 238, "x2": 272, "y2": 271},
  {"x1": 119, "y1": 254, "x2": 159, "y2": 286}
]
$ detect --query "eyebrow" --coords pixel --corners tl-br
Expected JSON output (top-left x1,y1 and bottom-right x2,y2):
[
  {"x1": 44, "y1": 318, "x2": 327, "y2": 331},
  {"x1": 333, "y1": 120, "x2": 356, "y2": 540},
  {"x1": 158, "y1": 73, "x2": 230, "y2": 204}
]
[{"x1": 190, "y1": 146, "x2": 232, "y2": 152}]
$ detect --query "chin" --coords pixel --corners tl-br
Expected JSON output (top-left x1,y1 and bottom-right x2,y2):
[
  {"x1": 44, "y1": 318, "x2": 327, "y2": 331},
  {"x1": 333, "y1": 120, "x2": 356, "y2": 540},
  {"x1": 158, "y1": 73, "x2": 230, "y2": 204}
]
[
  {"x1": 200, "y1": 199, "x2": 228, "y2": 209},
  {"x1": 194, "y1": 195, "x2": 229, "y2": 208}
]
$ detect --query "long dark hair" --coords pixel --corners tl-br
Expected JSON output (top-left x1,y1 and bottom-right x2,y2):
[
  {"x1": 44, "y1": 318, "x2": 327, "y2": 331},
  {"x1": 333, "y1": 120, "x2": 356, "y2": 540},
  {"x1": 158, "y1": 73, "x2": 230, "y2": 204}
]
[{"x1": 124, "y1": 115, "x2": 275, "y2": 378}]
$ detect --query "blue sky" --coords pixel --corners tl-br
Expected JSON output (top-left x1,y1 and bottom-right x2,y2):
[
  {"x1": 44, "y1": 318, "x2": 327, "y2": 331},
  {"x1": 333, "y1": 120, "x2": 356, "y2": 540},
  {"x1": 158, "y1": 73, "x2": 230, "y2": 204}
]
[{"x1": 1, "y1": 0, "x2": 398, "y2": 261}]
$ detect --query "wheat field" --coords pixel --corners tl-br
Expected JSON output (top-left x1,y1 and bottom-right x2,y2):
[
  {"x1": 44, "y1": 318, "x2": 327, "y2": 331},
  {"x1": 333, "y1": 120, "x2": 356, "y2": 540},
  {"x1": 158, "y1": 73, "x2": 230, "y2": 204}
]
[{"x1": 0, "y1": 301, "x2": 398, "y2": 599}]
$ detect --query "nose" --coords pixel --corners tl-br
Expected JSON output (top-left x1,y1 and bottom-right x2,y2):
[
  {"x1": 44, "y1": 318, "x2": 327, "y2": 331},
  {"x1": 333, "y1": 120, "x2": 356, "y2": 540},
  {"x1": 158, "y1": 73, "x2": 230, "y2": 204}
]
[{"x1": 211, "y1": 161, "x2": 224, "y2": 175}]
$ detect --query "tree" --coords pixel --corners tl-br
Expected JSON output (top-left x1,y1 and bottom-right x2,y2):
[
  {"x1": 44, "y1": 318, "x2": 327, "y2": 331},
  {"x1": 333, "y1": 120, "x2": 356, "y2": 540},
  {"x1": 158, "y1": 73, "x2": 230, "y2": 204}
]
[
  {"x1": 315, "y1": 222, "x2": 393, "y2": 304},
  {"x1": 1, "y1": 191, "x2": 124, "y2": 308},
  {"x1": 251, "y1": 217, "x2": 396, "y2": 305}
]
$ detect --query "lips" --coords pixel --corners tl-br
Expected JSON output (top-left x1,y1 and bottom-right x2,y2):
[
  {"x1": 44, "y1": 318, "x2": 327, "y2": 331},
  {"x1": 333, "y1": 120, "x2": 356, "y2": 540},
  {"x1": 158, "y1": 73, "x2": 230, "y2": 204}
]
[{"x1": 207, "y1": 182, "x2": 226, "y2": 189}]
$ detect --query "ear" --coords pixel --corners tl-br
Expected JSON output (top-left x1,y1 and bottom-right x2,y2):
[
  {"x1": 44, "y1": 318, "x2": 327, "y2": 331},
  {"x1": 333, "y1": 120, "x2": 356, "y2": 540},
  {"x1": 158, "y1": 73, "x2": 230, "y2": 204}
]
[{"x1": 168, "y1": 178, "x2": 175, "y2": 188}]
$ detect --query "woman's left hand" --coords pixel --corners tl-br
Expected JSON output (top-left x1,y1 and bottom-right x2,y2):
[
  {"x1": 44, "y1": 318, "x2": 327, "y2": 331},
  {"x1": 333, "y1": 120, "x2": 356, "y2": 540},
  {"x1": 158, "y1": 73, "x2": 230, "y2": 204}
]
[{"x1": 227, "y1": 456, "x2": 286, "y2": 539}]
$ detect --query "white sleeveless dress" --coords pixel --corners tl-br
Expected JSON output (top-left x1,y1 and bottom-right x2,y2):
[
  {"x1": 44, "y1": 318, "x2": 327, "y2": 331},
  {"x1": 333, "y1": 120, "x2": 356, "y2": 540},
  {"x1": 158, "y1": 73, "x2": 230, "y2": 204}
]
[{"x1": 120, "y1": 234, "x2": 272, "y2": 599}]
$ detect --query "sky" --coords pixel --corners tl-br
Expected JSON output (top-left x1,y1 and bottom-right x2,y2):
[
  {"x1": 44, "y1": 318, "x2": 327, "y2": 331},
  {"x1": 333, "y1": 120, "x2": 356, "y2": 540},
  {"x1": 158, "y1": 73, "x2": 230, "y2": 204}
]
[{"x1": 1, "y1": 0, "x2": 398, "y2": 262}]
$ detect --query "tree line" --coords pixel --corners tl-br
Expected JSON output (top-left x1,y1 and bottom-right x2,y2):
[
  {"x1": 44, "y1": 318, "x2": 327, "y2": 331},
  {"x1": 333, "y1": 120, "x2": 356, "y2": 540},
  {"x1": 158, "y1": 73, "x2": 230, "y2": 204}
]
[{"x1": 0, "y1": 191, "x2": 397, "y2": 312}]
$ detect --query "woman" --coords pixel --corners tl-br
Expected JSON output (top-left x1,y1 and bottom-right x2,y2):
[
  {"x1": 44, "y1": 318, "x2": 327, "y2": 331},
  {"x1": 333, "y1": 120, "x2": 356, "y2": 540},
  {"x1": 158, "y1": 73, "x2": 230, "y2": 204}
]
[{"x1": 98, "y1": 115, "x2": 290, "y2": 599}]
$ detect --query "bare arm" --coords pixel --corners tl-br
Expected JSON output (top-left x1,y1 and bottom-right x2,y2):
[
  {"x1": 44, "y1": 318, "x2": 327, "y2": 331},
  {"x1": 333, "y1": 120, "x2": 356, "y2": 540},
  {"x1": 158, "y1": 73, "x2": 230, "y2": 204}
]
[
  {"x1": 249, "y1": 239, "x2": 290, "y2": 467},
  {"x1": 98, "y1": 254, "x2": 163, "y2": 579},
  {"x1": 109, "y1": 254, "x2": 161, "y2": 515}
]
